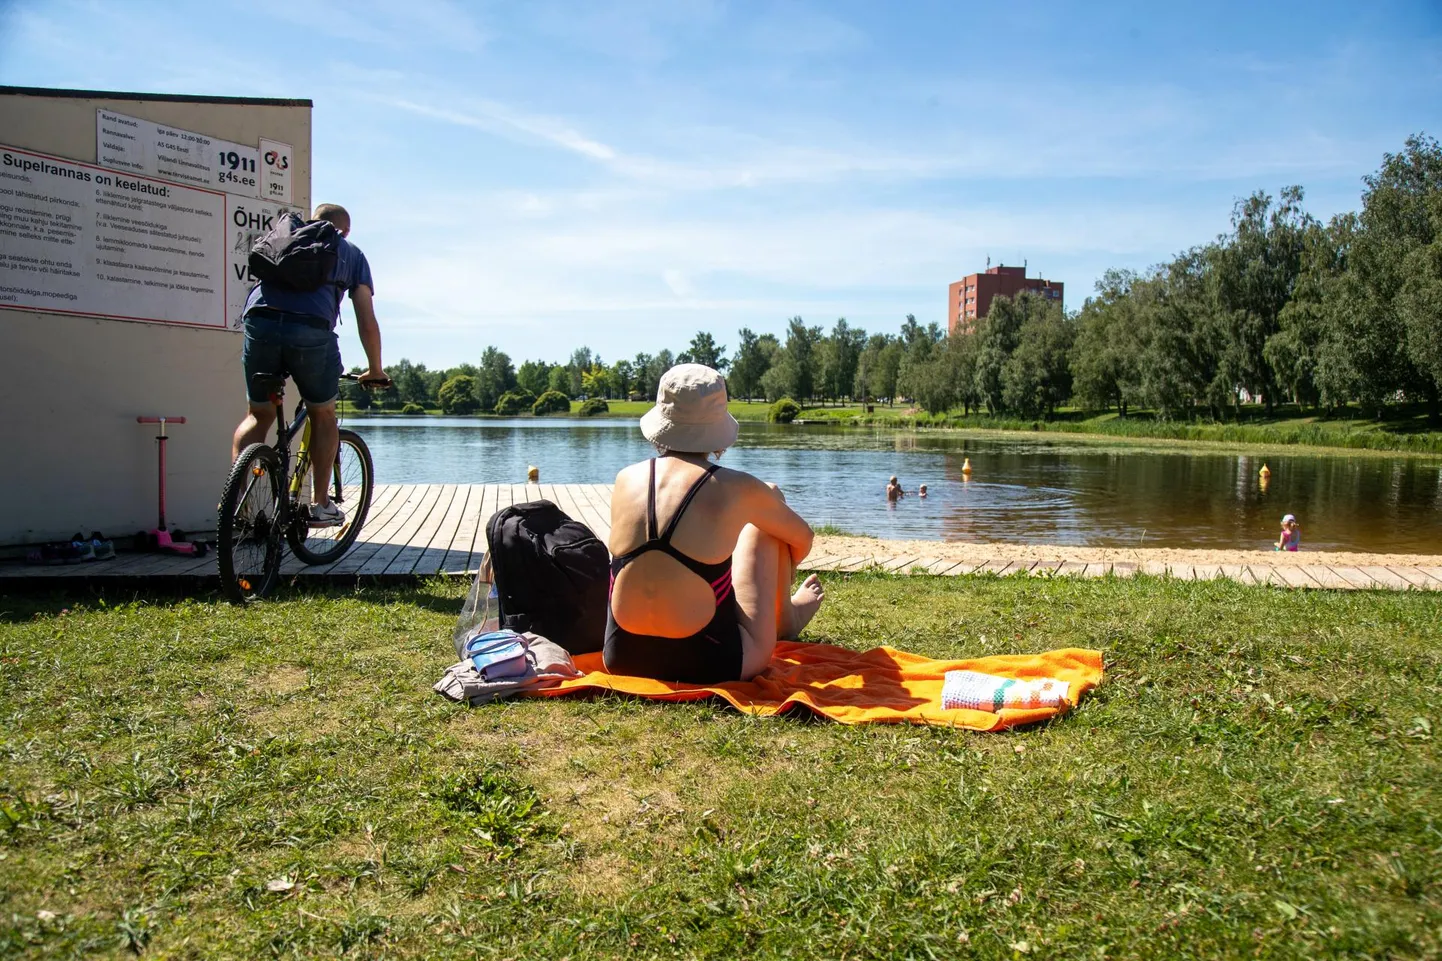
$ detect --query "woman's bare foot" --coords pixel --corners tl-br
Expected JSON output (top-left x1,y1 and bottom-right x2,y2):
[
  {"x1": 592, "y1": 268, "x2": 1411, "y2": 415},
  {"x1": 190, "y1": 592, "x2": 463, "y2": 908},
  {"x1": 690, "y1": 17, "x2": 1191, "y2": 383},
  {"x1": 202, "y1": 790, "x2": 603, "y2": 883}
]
[{"x1": 783, "y1": 574, "x2": 825, "y2": 639}]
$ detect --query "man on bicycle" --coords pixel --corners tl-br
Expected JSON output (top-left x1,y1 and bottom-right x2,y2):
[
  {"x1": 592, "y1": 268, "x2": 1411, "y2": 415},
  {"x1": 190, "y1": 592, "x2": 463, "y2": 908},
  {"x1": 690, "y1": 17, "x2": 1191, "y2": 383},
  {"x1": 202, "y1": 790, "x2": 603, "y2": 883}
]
[{"x1": 231, "y1": 203, "x2": 388, "y2": 527}]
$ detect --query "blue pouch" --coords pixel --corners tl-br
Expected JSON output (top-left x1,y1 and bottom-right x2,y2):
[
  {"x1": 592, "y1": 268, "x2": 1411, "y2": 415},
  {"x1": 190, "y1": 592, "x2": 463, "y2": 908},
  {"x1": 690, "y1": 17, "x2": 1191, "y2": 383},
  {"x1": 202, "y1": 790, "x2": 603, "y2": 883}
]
[{"x1": 464, "y1": 630, "x2": 530, "y2": 680}]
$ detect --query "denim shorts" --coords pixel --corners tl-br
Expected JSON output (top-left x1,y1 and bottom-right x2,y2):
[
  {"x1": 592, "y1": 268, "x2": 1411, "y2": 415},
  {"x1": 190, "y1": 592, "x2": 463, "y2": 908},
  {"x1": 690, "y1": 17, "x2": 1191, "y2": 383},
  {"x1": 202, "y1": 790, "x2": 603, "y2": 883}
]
[{"x1": 242, "y1": 308, "x2": 342, "y2": 405}]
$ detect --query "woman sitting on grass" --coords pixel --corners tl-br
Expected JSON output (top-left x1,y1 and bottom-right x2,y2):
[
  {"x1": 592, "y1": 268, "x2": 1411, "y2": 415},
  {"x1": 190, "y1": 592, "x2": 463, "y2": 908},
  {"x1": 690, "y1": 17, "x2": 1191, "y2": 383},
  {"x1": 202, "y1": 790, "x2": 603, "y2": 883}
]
[{"x1": 606, "y1": 364, "x2": 825, "y2": 683}]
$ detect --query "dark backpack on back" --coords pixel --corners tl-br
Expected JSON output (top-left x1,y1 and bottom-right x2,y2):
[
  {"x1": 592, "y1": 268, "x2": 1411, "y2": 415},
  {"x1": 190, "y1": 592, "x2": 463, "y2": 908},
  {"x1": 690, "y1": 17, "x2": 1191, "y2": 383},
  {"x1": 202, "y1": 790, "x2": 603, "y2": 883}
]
[
  {"x1": 249, "y1": 212, "x2": 340, "y2": 291},
  {"x1": 485, "y1": 500, "x2": 609, "y2": 655}
]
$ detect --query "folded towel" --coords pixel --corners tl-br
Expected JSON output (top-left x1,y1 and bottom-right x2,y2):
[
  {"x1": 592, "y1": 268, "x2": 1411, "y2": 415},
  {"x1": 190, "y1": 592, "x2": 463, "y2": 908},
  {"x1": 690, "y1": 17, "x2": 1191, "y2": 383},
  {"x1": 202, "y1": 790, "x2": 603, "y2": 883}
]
[
  {"x1": 529, "y1": 641, "x2": 1102, "y2": 730},
  {"x1": 940, "y1": 670, "x2": 1070, "y2": 712}
]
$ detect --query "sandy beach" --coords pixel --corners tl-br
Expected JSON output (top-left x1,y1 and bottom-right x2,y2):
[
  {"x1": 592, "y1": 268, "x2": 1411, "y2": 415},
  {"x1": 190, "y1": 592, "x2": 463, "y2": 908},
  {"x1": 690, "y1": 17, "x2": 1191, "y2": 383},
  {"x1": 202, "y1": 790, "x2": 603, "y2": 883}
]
[{"x1": 811, "y1": 535, "x2": 1442, "y2": 570}]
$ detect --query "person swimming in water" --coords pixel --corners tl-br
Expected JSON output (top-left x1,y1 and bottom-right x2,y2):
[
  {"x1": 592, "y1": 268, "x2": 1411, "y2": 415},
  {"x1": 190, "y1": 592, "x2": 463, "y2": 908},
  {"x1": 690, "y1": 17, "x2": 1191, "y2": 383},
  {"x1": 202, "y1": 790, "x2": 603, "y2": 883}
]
[
  {"x1": 918, "y1": 483, "x2": 928, "y2": 498},
  {"x1": 886, "y1": 476, "x2": 904, "y2": 502}
]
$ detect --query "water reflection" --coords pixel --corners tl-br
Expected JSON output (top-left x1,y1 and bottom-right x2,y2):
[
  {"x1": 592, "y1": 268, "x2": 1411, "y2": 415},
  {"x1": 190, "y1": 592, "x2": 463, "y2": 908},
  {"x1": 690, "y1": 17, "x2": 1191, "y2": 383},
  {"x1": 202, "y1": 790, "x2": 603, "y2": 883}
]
[{"x1": 342, "y1": 417, "x2": 1442, "y2": 552}]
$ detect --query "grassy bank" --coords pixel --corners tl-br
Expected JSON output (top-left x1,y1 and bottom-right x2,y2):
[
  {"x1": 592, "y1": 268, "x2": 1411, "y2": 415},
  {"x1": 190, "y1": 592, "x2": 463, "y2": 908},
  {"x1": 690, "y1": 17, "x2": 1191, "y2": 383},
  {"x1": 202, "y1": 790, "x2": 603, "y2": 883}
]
[
  {"x1": 338, "y1": 399, "x2": 1442, "y2": 454},
  {"x1": 788, "y1": 404, "x2": 1442, "y2": 454},
  {"x1": 3, "y1": 574, "x2": 1438, "y2": 958}
]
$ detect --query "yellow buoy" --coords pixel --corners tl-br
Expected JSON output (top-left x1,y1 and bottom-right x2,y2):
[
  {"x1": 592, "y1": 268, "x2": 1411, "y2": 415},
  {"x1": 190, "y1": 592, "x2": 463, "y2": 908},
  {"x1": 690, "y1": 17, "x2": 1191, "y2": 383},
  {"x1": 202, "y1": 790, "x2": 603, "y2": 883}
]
[
  {"x1": 962, "y1": 457, "x2": 972, "y2": 474},
  {"x1": 1259, "y1": 464, "x2": 1271, "y2": 479}
]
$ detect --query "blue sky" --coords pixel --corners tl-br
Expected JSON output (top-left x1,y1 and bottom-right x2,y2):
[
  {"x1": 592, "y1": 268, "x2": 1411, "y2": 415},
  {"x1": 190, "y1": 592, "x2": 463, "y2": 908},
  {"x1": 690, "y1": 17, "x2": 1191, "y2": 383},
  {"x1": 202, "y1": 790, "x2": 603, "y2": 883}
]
[{"x1": 2, "y1": 0, "x2": 1439, "y2": 370}]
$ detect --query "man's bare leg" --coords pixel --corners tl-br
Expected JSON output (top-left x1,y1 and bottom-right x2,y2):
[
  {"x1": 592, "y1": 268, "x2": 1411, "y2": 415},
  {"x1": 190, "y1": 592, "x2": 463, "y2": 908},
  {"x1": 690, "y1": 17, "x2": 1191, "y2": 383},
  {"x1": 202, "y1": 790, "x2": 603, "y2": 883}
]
[
  {"x1": 306, "y1": 402, "x2": 339, "y2": 507},
  {"x1": 232, "y1": 404, "x2": 276, "y2": 462}
]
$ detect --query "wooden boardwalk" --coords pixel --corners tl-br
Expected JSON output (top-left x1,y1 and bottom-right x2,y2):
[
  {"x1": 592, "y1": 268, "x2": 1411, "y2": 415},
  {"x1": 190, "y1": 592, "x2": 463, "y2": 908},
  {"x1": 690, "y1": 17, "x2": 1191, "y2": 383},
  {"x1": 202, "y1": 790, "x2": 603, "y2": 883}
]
[{"x1": 1, "y1": 483, "x2": 1439, "y2": 591}]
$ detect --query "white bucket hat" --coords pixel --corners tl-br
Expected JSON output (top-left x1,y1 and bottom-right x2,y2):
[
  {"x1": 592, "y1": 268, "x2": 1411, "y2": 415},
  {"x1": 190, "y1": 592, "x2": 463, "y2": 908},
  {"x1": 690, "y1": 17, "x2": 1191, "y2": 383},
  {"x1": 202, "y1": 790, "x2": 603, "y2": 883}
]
[{"x1": 639, "y1": 364, "x2": 739, "y2": 453}]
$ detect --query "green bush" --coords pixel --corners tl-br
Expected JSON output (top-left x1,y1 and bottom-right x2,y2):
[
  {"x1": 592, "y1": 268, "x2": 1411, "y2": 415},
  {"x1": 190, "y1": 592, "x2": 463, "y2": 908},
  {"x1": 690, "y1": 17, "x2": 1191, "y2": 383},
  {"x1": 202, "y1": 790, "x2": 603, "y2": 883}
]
[
  {"x1": 494, "y1": 389, "x2": 536, "y2": 416},
  {"x1": 532, "y1": 390, "x2": 572, "y2": 416},
  {"x1": 577, "y1": 397, "x2": 609, "y2": 417},
  {"x1": 400, "y1": 402, "x2": 426, "y2": 415},
  {"x1": 768, "y1": 397, "x2": 802, "y2": 423},
  {"x1": 437, "y1": 374, "x2": 480, "y2": 415}
]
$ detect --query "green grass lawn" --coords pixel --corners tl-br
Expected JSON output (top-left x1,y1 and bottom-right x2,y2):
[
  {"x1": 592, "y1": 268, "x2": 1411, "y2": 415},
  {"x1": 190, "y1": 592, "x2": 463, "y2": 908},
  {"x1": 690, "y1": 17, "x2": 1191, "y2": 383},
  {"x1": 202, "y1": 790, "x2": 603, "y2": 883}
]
[{"x1": 3, "y1": 574, "x2": 1438, "y2": 958}]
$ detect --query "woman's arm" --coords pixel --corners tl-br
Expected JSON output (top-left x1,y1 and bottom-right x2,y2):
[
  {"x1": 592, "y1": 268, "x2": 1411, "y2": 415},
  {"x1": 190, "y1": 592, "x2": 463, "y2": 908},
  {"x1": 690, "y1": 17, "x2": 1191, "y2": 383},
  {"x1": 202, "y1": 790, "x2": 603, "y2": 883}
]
[{"x1": 740, "y1": 475, "x2": 814, "y2": 564}]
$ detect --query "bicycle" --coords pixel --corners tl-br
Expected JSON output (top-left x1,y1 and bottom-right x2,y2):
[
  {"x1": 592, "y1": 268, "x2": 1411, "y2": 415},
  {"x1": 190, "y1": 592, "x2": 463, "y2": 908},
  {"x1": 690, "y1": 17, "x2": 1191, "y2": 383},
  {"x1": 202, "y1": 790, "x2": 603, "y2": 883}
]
[{"x1": 217, "y1": 371, "x2": 388, "y2": 604}]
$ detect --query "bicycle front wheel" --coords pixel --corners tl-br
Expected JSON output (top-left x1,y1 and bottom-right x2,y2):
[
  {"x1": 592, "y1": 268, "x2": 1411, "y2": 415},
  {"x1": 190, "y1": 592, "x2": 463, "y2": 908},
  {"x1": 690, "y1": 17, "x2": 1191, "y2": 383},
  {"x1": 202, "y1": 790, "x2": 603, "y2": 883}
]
[
  {"x1": 218, "y1": 444, "x2": 284, "y2": 604},
  {"x1": 287, "y1": 428, "x2": 375, "y2": 565}
]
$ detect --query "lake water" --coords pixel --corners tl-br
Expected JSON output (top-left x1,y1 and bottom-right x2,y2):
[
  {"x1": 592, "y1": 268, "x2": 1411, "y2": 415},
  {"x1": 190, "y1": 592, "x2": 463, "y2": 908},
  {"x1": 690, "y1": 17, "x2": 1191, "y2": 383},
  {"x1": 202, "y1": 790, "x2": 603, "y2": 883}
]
[{"x1": 342, "y1": 416, "x2": 1442, "y2": 552}]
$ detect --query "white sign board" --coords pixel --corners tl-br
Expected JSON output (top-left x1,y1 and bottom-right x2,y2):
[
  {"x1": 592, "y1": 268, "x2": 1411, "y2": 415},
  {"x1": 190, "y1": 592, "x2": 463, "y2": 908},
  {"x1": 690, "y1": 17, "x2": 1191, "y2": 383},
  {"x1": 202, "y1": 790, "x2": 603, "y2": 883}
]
[
  {"x1": 97, "y1": 109, "x2": 260, "y2": 198},
  {"x1": 259, "y1": 138, "x2": 293, "y2": 204},
  {"x1": 0, "y1": 145, "x2": 227, "y2": 329},
  {"x1": 224, "y1": 198, "x2": 302, "y2": 329}
]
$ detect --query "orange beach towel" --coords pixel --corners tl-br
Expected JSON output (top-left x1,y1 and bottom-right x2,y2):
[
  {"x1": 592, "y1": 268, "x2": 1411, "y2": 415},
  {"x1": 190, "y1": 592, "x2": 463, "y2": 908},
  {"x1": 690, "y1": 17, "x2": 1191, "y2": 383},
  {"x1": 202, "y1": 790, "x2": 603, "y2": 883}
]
[{"x1": 535, "y1": 641, "x2": 1103, "y2": 730}]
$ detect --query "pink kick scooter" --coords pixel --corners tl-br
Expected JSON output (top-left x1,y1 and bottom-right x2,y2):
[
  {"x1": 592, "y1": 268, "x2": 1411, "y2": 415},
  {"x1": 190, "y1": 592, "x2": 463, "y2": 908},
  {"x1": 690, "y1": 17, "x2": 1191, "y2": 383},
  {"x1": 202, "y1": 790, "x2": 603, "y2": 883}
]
[{"x1": 136, "y1": 416, "x2": 208, "y2": 556}]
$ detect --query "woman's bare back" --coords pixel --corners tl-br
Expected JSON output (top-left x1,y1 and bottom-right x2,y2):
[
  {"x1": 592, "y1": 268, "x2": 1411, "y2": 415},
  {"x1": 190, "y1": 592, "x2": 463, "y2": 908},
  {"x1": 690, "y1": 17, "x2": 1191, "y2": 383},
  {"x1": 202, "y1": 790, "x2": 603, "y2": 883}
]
[{"x1": 608, "y1": 457, "x2": 751, "y2": 638}]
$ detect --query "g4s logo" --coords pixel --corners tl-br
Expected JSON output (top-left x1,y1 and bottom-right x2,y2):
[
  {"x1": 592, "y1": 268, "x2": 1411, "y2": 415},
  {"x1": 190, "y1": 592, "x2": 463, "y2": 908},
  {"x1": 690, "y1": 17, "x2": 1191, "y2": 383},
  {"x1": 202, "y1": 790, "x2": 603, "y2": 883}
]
[{"x1": 263, "y1": 150, "x2": 289, "y2": 171}]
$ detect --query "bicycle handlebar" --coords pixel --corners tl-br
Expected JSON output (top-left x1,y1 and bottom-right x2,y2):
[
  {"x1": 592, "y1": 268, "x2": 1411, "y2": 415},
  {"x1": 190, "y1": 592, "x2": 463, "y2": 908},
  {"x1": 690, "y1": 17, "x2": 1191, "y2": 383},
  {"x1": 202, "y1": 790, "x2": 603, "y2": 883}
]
[{"x1": 343, "y1": 372, "x2": 392, "y2": 391}]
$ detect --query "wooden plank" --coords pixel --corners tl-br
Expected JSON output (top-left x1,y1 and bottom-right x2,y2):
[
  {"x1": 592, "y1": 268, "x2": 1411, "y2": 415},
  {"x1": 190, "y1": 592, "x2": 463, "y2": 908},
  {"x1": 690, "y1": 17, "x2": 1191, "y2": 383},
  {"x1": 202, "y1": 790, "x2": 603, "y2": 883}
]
[
  {"x1": 1190, "y1": 564, "x2": 1222, "y2": 581},
  {"x1": 388, "y1": 483, "x2": 461, "y2": 576},
  {"x1": 971, "y1": 559, "x2": 1015, "y2": 576},
  {"x1": 1329, "y1": 566, "x2": 1376, "y2": 590},
  {"x1": 360, "y1": 484, "x2": 451, "y2": 576},
  {"x1": 462, "y1": 483, "x2": 499, "y2": 574},
  {"x1": 305, "y1": 482, "x2": 412, "y2": 576},
  {"x1": 435, "y1": 485, "x2": 480, "y2": 574},
  {"x1": 1081, "y1": 561, "x2": 1112, "y2": 578},
  {"x1": 1110, "y1": 561, "x2": 1138, "y2": 578},
  {"x1": 322, "y1": 483, "x2": 424, "y2": 575},
  {"x1": 1418, "y1": 567, "x2": 1442, "y2": 585},
  {"x1": 1028, "y1": 559, "x2": 1064, "y2": 576},
  {"x1": 833, "y1": 554, "x2": 879, "y2": 572},
  {"x1": 925, "y1": 558, "x2": 967, "y2": 576},
  {"x1": 1389, "y1": 566, "x2": 1442, "y2": 590},
  {"x1": 1168, "y1": 564, "x2": 1196, "y2": 581},
  {"x1": 1138, "y1": 560, "x2": 1170, "y2": 578},
  {"x1": 1217, "y1": 563, "x2": 1254, "y2": 585},
  {"x1": 1054, "y1": 560, "x2": 1088, "y2": 578},
  {"x1": 578, "y1": 484, "x2": 615, "y2": 541},
  {"x1": 564, "y1": 483, "x2": 610, "y2": 537},
  {"x1": 1358, "y1": 565, "x2": 1410, "y2": 590},
  {"x1": 1303, "y1": 566, "x2": 1353, "y2": 589},
  {"x1": 881, "y1": 554, "x2": 923, "y2": 572},
  {"x1": 1272, "y1": 566, "x2": 1320, "y2": 589}
]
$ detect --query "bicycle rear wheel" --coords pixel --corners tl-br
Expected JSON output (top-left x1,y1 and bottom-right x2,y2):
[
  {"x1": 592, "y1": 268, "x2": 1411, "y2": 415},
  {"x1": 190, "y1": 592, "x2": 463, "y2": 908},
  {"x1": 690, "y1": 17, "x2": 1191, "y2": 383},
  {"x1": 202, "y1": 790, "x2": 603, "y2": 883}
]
[
  {"x1": 287, "y1": 428, "x2": 375, "y2": 565},
  {"x1": 218, "y1": 444, "x2": 284, "y2": 604}
]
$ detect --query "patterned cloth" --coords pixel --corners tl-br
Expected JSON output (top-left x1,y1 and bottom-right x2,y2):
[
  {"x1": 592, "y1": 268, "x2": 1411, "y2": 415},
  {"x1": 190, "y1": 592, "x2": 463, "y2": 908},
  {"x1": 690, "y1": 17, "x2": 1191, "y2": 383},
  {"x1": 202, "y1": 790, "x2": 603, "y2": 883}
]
[{"x1": 940, "y1": 670, "x2": 1071, "y2": 713}]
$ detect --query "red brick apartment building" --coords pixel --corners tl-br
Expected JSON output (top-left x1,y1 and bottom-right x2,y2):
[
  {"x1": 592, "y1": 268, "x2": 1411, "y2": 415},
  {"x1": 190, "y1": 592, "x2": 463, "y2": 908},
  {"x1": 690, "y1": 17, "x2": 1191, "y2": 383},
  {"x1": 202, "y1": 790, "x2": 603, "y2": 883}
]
[{"x1": 948, "y1": 265, "x2": 1064, "y2": 335}]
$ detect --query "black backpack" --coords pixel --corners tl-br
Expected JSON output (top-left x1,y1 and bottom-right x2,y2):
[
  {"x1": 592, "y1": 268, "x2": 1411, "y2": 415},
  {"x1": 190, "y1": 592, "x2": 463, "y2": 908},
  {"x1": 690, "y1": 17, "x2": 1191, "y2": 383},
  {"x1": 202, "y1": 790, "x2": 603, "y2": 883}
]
[
  {"x1": 485, "y1": 500, "x2": 609, "y2": 655},
  {"x1": 248, "y1": 212, "x2": 340, "y2": 291}
]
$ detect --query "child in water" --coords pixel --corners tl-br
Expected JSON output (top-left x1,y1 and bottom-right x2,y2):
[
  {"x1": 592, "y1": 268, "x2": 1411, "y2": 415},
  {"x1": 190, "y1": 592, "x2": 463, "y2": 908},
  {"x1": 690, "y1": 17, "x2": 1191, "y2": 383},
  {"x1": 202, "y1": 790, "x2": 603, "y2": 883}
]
[
  {"x1": 1275, "y1": 513, "x2": 1301, "y2": 551},
  {"x1": 886, "y1": 476, "x2": 904, "y2": 501},
  {"x1": 918, "y1": 484, "x2": 928, "y2": 498}
]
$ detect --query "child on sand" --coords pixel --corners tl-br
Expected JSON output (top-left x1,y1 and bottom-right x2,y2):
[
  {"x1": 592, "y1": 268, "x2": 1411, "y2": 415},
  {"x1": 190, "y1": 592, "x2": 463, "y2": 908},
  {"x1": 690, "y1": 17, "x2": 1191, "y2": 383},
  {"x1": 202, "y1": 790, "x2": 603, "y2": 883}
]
[
  {"x1": 886, "y1": 476, "x2": 904, "y2": 501},
  {"x1": 1275, "y1": 513, "x2": 1301, "y2": 551}
]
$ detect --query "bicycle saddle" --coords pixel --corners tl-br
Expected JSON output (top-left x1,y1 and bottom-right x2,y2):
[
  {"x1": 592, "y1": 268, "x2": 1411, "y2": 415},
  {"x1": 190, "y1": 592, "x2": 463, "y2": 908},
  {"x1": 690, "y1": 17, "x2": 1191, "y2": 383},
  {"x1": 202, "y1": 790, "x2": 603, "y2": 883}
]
[{"x1": 250, "y1": 372, "x2": 286, "y2": 396}]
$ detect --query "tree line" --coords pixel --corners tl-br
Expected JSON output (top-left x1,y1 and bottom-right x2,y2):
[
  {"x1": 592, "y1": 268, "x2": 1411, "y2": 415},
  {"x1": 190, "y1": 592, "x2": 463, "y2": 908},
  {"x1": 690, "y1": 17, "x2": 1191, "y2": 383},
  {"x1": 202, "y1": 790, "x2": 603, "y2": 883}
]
[{"x1": 350, "y1": 134, "x2": 1442, "y2": 423}]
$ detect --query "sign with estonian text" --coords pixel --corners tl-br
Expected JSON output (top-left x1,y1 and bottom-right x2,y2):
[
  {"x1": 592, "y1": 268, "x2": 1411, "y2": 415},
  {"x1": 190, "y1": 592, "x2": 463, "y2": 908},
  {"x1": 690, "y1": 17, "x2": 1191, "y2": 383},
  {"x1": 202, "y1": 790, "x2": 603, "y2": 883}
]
[
  {"x1": 258, "y1": 138, "x2": 293, "y2": 205},
  {"x1": 96, "y1": 109, "x2": 261, "y2": 198},
  {"x1": 224, "y1": 198, "x2": 302, "y2": 329},
  {"x1": 0, "y1": 145, "x2": 228, "y2": 330}
]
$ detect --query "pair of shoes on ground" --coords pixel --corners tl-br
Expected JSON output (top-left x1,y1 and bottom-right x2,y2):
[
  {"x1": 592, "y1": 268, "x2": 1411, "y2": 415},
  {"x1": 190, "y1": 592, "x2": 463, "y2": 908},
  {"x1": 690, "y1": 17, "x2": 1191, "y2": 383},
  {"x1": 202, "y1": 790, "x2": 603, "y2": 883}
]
[{"x1": 23, "y1": 532, "x2": 114, "y2": 565}]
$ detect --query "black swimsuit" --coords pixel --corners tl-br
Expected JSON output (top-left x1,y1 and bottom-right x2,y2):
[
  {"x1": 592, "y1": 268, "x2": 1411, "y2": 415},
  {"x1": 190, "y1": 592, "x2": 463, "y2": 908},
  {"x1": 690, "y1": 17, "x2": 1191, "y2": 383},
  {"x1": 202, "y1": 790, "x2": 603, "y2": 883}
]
[{"x1": 604, "y1": 459, "x2": 744, "y2": 683}]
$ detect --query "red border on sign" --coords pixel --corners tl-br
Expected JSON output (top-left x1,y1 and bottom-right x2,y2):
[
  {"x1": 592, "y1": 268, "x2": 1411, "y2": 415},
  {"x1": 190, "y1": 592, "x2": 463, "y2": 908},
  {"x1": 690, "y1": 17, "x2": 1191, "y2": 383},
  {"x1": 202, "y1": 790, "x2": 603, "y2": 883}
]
[{"x1": 0, "y1": 143, "x2": 232, "y2": 331}]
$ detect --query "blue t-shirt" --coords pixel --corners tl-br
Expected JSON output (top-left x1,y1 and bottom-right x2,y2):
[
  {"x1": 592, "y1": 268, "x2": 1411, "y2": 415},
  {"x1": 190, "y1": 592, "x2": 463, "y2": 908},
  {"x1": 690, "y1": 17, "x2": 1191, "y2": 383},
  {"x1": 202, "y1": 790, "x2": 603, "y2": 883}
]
[{"x1": 244, "y1": 234, "x2": 373, "y2": 327}]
